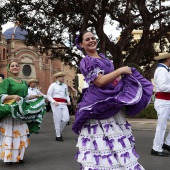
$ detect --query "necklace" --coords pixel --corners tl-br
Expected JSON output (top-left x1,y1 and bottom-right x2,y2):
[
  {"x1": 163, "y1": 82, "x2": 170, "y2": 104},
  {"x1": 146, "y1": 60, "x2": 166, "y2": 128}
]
[{"x1": 10, "y1": 76, "x2": 22, "y2": 83}]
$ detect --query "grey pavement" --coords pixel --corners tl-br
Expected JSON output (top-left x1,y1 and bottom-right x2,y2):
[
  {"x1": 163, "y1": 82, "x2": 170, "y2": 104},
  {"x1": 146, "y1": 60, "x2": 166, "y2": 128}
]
[
  {"x1": 127, "y1": 118, "x2": 170, "y2": 131},
  {"x1": 70, "y1": 115, "x2": 170, "y2": 131},
  {"x1": 0, "y1": 112, "x2": 170, "y2": 170}
]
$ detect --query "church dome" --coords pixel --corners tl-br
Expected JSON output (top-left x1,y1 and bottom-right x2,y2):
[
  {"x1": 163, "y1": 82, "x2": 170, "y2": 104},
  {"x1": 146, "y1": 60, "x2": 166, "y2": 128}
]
[{"x1": 3, "y1": 26, "x2": 28, "y2": 40}]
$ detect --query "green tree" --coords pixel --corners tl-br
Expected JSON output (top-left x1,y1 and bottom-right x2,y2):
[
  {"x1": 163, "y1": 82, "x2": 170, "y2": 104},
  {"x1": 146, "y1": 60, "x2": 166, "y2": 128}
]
[{"x1": 1, "y1": 0, "x2": 170, "y2": 78}]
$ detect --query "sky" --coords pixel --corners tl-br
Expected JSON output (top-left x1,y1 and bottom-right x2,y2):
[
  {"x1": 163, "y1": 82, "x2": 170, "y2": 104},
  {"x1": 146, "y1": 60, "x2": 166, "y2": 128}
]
[
  {"x1": 2, "y1": 20, "x2": 121, "y2": 39},
  {"x1": 1, "y1": 0, "x2": 170, "y2": 38},
  {"x1": 2, "y1": 22, "x2": 14, "y2": 33}
]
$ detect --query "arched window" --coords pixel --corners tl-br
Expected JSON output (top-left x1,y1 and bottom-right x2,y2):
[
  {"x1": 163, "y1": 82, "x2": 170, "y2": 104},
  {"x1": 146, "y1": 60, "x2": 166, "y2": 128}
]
[
  {"x1": 45, "y1": 57, "x2": 48, "y2": 64},
  {"x1": 22, "y1": 65, "x2": 32, "y2": 76},
  {"x1": 6, "y1": 50, "x2": 8, "y2": 59},
  {"x1": 3, "y1": 48, "x2": 5, "y2": 60}
]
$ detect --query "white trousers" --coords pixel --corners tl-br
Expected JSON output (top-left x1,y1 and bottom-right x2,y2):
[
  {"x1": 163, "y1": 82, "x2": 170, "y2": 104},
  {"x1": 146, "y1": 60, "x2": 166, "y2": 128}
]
[
  {"x1": 51, "y1": 104, "x2": 70, "y2": 137},
  {"x1": 153, "y1": 99, "x2": 170, "y2": 152}
]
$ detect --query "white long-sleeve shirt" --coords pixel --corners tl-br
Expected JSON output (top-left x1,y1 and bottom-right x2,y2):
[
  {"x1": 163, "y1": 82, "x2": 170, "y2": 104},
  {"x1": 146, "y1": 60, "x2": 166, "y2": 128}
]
[
  {"x1": 28, "y1": 87, "x2": 47, "y2": 98},
  {"x1": 47, "y1": 81, "x2": 70, "y2": 104},
  {"x1": 154, "y1": 63, "x2": 170, "y2": 105},
  {"x1": 154, "y1": 64, "x2": 170, "y2": 93}
]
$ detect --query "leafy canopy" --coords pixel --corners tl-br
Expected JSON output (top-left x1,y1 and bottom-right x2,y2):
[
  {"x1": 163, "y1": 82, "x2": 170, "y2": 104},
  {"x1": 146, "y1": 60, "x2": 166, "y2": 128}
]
[{"x1": 1, "y1": 0, "x2": 170, "y2": 78}]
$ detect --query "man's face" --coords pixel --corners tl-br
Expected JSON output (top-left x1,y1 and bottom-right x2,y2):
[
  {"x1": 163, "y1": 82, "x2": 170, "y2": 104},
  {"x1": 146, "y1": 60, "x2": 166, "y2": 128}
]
[
  {"x1": 57, "y1": 76, "x2": 65, "y2": 83},
  {"x1": 29, "y1": 82, "x2": 37, "y2": 88},
  {"x1": 167, "y1": 58, "x2": 170, "y2": 67}
]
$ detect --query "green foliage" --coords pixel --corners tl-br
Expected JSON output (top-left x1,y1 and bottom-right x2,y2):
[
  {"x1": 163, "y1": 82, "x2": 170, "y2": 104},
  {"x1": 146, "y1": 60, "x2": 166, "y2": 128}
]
[
  {"x1": 126, "y1": 63, "x2": 144, "y2": 76},
  {"x1": 127, "y1": 104, "x2": 157, "y2": 119},
  {"x1": 2, "y1": 0, "x2": 170, "y2": 77}
]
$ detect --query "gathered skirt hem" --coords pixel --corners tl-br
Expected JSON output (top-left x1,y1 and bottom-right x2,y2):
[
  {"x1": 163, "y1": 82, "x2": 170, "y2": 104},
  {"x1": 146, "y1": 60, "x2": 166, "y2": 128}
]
[
  {"x1": 75, "y1": 110, "x2": 145, "y2": 170},
  {"x1": 0, "y1": 117, "x2": 30, "y2": 162}
]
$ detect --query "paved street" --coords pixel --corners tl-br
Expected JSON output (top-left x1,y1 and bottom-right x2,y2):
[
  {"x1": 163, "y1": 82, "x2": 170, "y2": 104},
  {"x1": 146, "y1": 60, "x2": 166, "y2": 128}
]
[{"x1": 1, "y1": 112, "x2": 170, "y2": 170}]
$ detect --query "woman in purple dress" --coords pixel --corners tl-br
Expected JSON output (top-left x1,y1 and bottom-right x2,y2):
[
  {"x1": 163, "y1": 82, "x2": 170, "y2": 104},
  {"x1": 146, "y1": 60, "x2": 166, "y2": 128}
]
[{"x1": 72, "y1": 31, "x2": 153, "y2": 170}]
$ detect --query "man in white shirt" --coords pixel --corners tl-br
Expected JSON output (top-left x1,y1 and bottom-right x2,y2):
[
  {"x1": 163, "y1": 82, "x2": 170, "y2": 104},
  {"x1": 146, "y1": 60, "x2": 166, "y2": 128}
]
[
  {"x1": 151, "y1": 53, "x2": 170, "y2": 157},
  {"x1": 27, "y1": 79, "x2": 48, "y2": 134},
  {"x1": 47, "y1": 72, "x2": 70, "y2": 142},
  {"x1": 27, "y1": 79, "x2": 48, "y2": 102}
]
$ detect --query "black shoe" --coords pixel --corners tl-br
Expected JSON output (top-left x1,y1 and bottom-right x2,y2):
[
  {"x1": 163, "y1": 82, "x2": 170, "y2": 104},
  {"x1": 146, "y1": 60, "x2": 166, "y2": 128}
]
[
  {"x1": 151, "y1": 149, "x2": 169, "y2": 157},
  {"x1": 56, "y1": 136, "x2": 64, "y2": 142},
  {"x1": 66, "y1": 121, "x2": 70, "y2": 125},
  {"x1": 35, "y1": 131, "x2": 39, "y2": 134},
  {"x1": 19, "y1": 160, "x2": 25, "y2": 164},
  {"x1": 5, "y1": 162, "x2": 12, "y2": 165},
  {"x1": 162, "y1": 143, "x2": 170, "y2": 152}
]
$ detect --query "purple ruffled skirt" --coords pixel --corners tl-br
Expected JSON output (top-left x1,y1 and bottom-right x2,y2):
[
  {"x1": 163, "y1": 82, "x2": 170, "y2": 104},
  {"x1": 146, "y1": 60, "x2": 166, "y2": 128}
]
[{"x1": 76, "y1": 110, "x2": 145, "y2": 170}]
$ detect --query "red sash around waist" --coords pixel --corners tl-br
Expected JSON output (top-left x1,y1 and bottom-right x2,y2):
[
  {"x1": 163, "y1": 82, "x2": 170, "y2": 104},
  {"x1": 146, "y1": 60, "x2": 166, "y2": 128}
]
[
  {"x1": 155, "y1": 92, "x2": 170, "y2": 100},
  {"x1": 53, "y1": 98, "x2": 67, "y2": 103}
]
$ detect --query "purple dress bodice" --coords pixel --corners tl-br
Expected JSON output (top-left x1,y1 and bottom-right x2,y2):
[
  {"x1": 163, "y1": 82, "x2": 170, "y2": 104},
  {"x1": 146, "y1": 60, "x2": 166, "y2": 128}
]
[{"x1": 80, "y1": 53, "x2": 114, "y2": 81}]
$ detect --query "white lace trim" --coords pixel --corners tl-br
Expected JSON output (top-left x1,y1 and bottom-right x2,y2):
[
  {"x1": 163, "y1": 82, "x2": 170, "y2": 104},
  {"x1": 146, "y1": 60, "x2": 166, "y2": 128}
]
[
  {"x1": 86, "y1": 67, "x2": 104, "y2": 84},
  {"x1": 0, "y1": 94, "x2": 8, "y2": 103}
]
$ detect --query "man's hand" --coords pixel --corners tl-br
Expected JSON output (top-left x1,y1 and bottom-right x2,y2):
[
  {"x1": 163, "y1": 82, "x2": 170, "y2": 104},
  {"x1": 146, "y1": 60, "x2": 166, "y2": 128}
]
[
  {"x1": 36, "y1": 95, "x2": 43, "y2": 98},
  {"x1": 54, "y1": 101, "x2": 59, "y2": 106},
  {"x1": 13, "y1": 95, "x2": 21, "y2": 102},
  {"x1": 67, "y1": 102, "x2": 71, "y2": 106}
]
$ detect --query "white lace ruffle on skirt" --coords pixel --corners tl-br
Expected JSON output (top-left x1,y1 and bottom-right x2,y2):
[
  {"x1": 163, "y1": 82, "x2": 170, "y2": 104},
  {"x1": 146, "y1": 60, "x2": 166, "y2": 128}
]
[
  {"x1": 76, "y1": 110, "x2": 145, "y2": 170},
  {"x1": 0, "y1": 117, "x2": 30, "y2": 162}
]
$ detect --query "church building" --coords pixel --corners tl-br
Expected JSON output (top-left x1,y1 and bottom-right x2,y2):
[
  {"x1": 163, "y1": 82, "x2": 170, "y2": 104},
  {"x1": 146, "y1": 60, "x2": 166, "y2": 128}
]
[{"x1": 0, "y1": 24, "x2": 77, "y2": 96}]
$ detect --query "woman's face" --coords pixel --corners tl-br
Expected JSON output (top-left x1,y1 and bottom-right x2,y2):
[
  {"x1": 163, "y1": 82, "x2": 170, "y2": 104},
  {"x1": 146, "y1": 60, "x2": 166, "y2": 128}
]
[
  {"x1": 9, "y1": 62, "x2": 20, "y2": 75},
  {"x1": 80, "y1": 32, "x2": 97, "y2": 53}
]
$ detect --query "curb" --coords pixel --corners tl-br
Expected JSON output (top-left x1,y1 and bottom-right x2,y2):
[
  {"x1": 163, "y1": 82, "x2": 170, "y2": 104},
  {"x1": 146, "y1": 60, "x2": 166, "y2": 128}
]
[{"x1": 70, "y1": 116, "x2": 170, "y2": 131}]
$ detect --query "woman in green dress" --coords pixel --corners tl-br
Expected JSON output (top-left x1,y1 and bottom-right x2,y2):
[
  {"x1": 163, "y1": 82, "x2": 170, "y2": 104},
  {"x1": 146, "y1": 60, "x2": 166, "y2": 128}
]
[{"x1": 0, "y1": 61, "x2": 46, "y2": 165}]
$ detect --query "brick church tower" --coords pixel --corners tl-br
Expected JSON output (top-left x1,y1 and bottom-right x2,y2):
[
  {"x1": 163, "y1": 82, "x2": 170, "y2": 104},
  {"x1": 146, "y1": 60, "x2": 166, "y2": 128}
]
[{"x1": 0, "y1": 23, "x2": 77, "y2": 95}]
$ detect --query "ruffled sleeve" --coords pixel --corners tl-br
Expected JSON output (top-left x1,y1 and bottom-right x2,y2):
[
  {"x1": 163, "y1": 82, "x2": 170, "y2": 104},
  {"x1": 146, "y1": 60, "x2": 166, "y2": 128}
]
[
  {"x1": 0, "y1": 78, "x2": 10, "y2": 95},
  {"x1": 0, "y1": 79, "x2": 10, "y2": 103},
  {"x1": 80, "y1": 56, "x2": 104, "y2": 84}
]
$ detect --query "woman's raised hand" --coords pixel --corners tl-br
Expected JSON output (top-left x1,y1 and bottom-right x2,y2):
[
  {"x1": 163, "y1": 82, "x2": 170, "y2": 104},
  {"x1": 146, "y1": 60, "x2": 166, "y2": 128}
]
[{"x1": 119, "y1": 66, "x2": 132, "y2": 75}]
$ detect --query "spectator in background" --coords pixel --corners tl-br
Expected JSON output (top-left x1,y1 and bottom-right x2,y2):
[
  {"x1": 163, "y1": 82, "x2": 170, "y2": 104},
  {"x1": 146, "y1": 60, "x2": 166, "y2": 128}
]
[
  {"x1": 77, "y1": 92, "x2": 83, "y2": 104},
  {"x1": 68, "y1": 95, "x2": 74, "y2": 115},
  {"x1": 67, "y1": 95, "x2": 74, "y2": 125},
  {"x1": 77, "y1": 81, "x2": 89, "y2": 104},
  {"x1": 72, "y1": 96, "x2": 77, "y2": 113}
]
